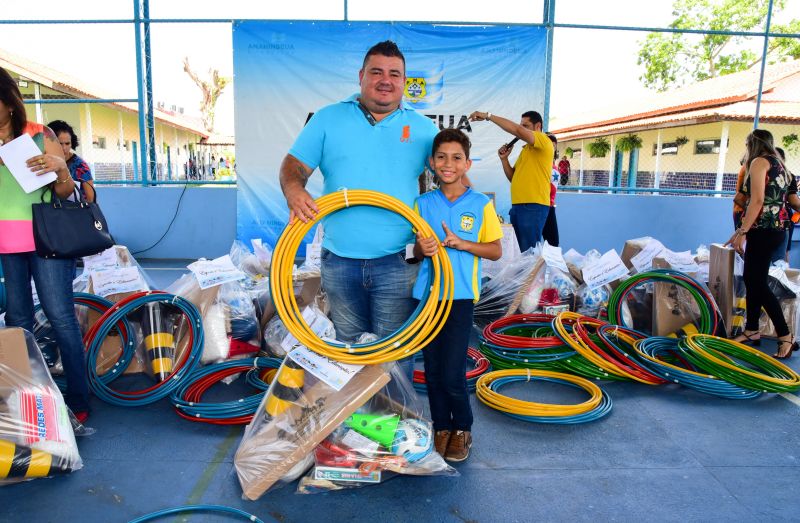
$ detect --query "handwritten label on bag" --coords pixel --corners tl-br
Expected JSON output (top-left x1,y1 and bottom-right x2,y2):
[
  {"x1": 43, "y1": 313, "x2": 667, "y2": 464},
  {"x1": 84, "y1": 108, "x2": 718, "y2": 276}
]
[
  {"x1": 288, "y1": 346, "x2": 363, "y2": 391},
  {"x1": 188, "y1": 255, "x2": 246, "y2": 289},
  {"x1": 91, "y1": 267, "x2": 145, "y2": 297},
  {"x1": 280, "y1": 307, "x2": 334, "y2": 354},
  {"x1": 582, "y1": 249, "x2": 629, "y2": 290},
  {"x1": 83, "y1": 246, "x2": 119, "y2": 274},
  {"x1": 662, "y1": 249, "x2": 699, "y2": 273},
  {"x1": 542, "y1": 243, "x2": 569, "y2": 273},
  {"x1": 630, "y1": 240, "x2": 665, "y2": 274}
]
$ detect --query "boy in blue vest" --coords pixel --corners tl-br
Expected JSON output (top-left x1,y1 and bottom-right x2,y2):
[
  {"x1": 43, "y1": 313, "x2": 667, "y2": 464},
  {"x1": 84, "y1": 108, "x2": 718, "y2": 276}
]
[{"x1": 413, "y1": 128, "x2": 503, "y2": 462}]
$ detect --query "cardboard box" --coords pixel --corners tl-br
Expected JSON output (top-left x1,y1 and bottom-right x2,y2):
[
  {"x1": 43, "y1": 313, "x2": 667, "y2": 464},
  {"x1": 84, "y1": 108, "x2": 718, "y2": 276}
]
[
  {"x1": 708, "y1": 244, "x2": 735, "y2": 336},
  {"x1": 0, "y1": 328, "x2": 34, "y2": 387},
  {"x1": 620, "y1": 238, "x2": 651, "y2": 270},
  {"x1": 651, "y1": 257, "x2": 702, "y2": 336},
  {"x1": 259, "y1": 275, "x2": 322, "y2": 328}
]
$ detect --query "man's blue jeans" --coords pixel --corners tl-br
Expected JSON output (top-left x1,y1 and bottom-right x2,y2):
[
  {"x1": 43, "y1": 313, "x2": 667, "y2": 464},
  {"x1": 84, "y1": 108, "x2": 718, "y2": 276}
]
[
  {"x1": 321, "y1": 248, "x2": 418, "y2": 381},
  {"x1": 510, "y1": 203, "x2": 550, "y2": 253},
  {"x1": 1, "y1": 253, "x2": 89, "y2": 412}
]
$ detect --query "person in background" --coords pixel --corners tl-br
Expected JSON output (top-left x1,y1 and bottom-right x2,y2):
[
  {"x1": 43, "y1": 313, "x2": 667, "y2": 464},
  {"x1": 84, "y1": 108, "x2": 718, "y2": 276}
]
[
  {"x1": 726, "y1": 129, "x2": 796, "y2": 359},
  {"x1": 474, "y1": 109, "x2": 553, "y2": 253},
  {"x1": 279, "y1": 41, "x2": 438, "y2": 381},
  {"x1": 0, "y1": 68, "x2": 91, "y2": 422},
  {"x1": 47, "y1": 120, "x2": 95, "y2": 202},
  {"x1": 542, "y1": 133, "x2": 560, "y2": 247},
  {"x1": 557, "y1": 154, "x2": 571, "y2": 186},
  {"x1": 414, "y1": 129, "x2": 502, "y2": 462}
]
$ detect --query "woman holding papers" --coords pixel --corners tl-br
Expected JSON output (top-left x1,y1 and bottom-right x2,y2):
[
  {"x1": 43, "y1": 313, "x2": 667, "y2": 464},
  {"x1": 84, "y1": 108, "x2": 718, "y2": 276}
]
[{"x1": 0, "y1": 67, "x2": 90, "y2": 422}]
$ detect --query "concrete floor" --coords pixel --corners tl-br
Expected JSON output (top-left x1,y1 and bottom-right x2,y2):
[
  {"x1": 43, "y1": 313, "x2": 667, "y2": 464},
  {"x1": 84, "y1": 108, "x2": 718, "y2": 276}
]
[{"x1": 1, "y1": 263, "x2": 798, "y2": 522}]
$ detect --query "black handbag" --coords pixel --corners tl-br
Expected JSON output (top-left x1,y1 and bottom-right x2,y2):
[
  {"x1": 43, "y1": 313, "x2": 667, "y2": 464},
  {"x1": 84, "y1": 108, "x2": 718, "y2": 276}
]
[{"x1": 32, "y1": 187, "x2": 114, "y2": 259}]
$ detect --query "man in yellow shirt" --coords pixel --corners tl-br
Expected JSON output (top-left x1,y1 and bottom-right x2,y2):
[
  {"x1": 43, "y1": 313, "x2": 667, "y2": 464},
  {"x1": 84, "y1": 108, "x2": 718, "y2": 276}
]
[{"x1": 469, "y1": 110, "x2": 554, "y2": 252}]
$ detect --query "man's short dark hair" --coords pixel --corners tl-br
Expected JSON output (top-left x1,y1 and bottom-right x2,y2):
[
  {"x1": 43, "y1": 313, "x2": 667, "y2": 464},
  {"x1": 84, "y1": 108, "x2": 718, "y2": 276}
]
[
  {"x1": 432, "y1": 128, "x2": 471, "y2": 159},
  {"x1": 521, "y1": 111, "x2": 543, "y2": 126},
  {"x1": 362, "y1": 41, "x2": 405, "y2": 70}
]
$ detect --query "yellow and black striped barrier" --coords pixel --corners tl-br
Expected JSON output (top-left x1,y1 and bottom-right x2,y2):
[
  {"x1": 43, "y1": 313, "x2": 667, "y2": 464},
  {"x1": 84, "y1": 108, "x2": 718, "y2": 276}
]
[
  {"x1": 264, "y1": 359, "x2": 305, "y2": 417},
  {"x1": 0, "y1": 439, "x2": 72, "y2": 479},
  {"x1": 142, "y1": 302, "x2": 177, "y2": 381}
]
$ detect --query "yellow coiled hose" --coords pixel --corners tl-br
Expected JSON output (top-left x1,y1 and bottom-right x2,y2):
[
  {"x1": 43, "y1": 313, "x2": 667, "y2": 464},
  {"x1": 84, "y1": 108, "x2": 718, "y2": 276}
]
[
  {"x1": 270, "y1": 189, "x2": 454, "y2": 364},
  {"x1": 476, "y1": 369, "x2": 605, "y2": 418}
]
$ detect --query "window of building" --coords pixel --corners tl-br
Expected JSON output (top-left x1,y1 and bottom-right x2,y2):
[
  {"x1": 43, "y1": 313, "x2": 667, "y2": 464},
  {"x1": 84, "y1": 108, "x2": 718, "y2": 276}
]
[
  {"x1": 653, "y1": 142, "x2": 678, "y2": 155},
  {"x1": 695, "y1": 139, "x2": 722, "y2": 154},
  {"x1": 93, "y1": 136, "x2": 107, "y2": 149}
]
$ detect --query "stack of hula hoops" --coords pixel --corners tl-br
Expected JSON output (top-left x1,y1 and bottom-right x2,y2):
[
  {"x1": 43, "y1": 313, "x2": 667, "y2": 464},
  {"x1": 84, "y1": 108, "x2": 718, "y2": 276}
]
[{"x1": 474, "y1": 268, "x2": 800, "y2": 424}]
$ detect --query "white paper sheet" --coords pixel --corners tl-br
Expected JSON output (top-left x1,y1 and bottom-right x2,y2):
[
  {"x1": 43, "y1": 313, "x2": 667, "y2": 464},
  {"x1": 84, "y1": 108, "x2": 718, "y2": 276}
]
[{"x1": 0, "y1": 134, "x2": 57, "y2": 193}]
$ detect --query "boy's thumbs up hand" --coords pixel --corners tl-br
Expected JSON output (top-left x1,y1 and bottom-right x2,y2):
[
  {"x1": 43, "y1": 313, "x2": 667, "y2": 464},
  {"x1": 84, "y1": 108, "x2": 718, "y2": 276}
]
[{"x1": 441, "y1": 221, "x2": 463, "y2": 250}]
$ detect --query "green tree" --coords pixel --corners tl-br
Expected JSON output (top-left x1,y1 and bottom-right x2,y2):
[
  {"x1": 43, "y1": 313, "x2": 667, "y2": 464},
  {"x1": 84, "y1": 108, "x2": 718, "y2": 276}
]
[
  {"x1": 183, "y1": 57, "x2": 231, "y2": 133},
  {"x1": 637, "y1": 0, "x2": 800, "y2": 91}
]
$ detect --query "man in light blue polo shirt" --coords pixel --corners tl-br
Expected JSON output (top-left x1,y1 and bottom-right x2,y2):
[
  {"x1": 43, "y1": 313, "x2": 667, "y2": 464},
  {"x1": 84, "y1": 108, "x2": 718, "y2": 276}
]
[{"x1": 278, "y1": 40, "x2": 438, "y2": 379}]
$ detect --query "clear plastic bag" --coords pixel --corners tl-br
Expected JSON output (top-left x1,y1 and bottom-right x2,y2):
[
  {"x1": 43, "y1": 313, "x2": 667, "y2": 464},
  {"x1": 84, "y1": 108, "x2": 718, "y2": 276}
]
[
  {"x1": 234, "y1": 350, "x2": 391, "y2": 500},
  {"x1": 167, "y1": 272, "x2": 260, "y2": 364},
  {"x1": 263, "y1": 305, "x2": 335, "y2": 358},
  {"x1": 0, "y1": 328, "x2": 82, "y2": 485},
  {"x1": 695, "y1": 244, "x2": 710, "y2": 284},
  {"x1": 296, "y1": 364, "x2": 456, "y2": 494},
  {"x1": 760, "y1": 267, "x2": 800, "y2": 338},
  {"x1": 517, "y1": 262, "x2": 578, "y2": 315},
  {"x1": 575, "y1": 283, "x2": 612, "y2": 318},
  {"x1": 230, "y1": 240, "x2": 271, "y2": 279},
  {"x1": 474, "y1": 249, "x2": 540, "y2": 328}
]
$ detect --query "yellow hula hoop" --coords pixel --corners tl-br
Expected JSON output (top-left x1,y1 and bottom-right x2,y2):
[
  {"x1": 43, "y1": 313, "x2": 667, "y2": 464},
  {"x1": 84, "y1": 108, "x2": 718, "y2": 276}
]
[
  {"x1": 270, "y1": 189, "x2": 454, "y2": 364},
  {"x1": 476, "y1": 369, "x2": 603, "y2": 417}
]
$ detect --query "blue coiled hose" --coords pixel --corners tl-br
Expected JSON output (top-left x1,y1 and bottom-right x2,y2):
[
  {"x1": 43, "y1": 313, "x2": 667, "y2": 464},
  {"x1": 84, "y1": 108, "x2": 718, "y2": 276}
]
[
  {"x1": 634, "y1": 337, "x2": 761, "y2": 399},
  {"x1": 40, "y1": 293, "x2": 135, "y2": 393},
  {"x1": 128, "y1": 504, "x2": 265, "y2": 523},
  {"x1": 486, "y1": 375, "x2": 612, "y2": 424},
  {"x1": 86, "y1": 292, "x2": 204, "y2": 406},
  {"x1": 170, "y1": 357, "x2": 282, "y2": 423}
]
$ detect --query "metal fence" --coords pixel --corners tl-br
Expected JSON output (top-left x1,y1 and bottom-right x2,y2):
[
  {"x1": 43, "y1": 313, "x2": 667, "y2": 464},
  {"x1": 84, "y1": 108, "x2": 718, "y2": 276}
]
[{"x1": 3, "y1": 0, "x2": 799, "y2": 194}]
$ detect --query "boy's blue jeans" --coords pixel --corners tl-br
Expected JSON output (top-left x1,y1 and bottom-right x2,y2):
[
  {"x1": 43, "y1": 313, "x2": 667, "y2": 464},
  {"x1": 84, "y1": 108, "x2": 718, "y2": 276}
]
[
  {"x1": 320, "y1": 248, "x2": 418, "y2": 381},
  {"x1": 1, "y1": 252, "x2": 89, "y2": 412},
  {"x1": 420, "y1": 299, "x2": 474, "y2": 432}
]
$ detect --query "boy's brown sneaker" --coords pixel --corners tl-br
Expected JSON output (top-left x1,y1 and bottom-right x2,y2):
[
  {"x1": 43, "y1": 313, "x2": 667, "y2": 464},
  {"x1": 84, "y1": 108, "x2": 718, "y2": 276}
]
[
  {"x1": 434, "y1": 430, "x2": 451, "y2": 456},
  {"x1": 444, "y1": 430, "x2": 472, "y2": 462}
]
